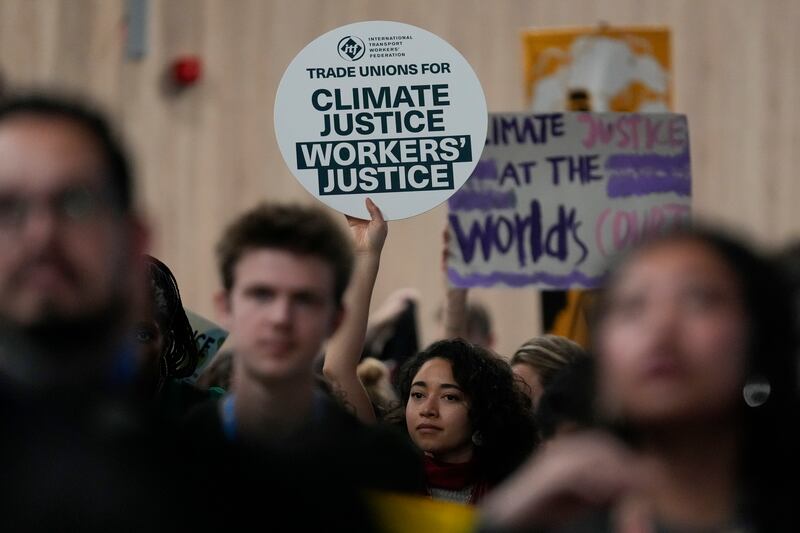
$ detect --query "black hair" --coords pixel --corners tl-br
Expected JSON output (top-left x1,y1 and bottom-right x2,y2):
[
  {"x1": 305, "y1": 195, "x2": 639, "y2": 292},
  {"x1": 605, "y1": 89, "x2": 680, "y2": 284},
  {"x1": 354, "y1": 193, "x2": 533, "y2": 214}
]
[
  {"x1": 362, "y1": 298, "x2": 419, "y2": 368},
  {"x1": 394, "y1": 338, "x2": 537, "y2": 485},
  {"x1": 535, "y1": 356, "x2": 595, "y2": 440},
  {"x1": 145, "y1": 255, "x2": 199, "y2": 387},
  {"x1": 0, "y1": 93, "x2": 133, "y2": 212},
  {"x1": 594, "y1": 225, "x2": 799, "y2": 530}
]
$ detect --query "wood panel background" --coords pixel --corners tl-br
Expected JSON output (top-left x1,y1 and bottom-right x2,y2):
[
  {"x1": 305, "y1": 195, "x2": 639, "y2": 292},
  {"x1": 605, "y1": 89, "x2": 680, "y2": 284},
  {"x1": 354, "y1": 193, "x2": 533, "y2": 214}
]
[{"x1": 0, "y1": 0, "x2": 798, "y2": 357}]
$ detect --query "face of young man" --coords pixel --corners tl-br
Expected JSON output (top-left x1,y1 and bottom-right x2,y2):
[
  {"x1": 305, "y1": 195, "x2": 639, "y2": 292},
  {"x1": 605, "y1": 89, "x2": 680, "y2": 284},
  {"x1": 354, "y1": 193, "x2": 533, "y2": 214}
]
[
  {"x1": 0, "y1": 115, "x2": 142, "y2": 335},
  {"x1": 217, "y1": 248, "x2": 341, "y2": 385}
]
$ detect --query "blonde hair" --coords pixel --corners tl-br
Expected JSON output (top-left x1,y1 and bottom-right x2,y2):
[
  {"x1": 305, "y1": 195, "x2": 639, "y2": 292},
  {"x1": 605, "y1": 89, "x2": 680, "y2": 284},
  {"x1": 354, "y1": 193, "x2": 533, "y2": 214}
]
[
  {"x1": 510, "y1": 334, "x2": 587, "y2": 388},
  {"x1": 357, "y1": 358, "x2": 399, "y2": 415}
]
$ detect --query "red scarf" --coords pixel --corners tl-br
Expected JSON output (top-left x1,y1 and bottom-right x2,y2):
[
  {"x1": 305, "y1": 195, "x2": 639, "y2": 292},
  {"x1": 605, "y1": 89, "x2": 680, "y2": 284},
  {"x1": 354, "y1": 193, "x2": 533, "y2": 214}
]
[{"x1": 423, "y1": 455, "x2": 490, "y2": 504}]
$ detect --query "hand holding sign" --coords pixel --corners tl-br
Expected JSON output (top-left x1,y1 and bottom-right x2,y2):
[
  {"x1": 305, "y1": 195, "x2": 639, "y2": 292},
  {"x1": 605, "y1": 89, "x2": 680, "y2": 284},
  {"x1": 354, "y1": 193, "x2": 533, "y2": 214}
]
[{"x1": 346, "y1": 198, "x2": 388, "y2": 258}]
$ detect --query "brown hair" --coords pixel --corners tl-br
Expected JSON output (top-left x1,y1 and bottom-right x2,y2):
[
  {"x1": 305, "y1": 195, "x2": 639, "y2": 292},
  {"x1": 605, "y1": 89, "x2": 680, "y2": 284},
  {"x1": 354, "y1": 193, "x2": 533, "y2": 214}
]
[
  {"x1": 216, "y1": 203, "x2": 353, "y2": 306},
  {"x1": 510, "y1": 334, "x2": 587, "y2": 388}
]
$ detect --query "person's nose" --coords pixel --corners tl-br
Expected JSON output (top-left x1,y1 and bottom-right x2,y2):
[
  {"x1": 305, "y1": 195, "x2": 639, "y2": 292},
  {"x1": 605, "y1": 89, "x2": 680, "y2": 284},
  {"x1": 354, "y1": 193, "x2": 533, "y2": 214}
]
[
  {"x1": 23, "y1": 203, "x2": 59, "y2": 252},
  {"x1": 267, "y1": 295, "x2": 292, "y2": 330},
  {"x1": 643, "y1": 299, "x2": 680, "y2": 348},
  {"x1": 420, "y1": 395, "x2": 438, "y2": 418}
]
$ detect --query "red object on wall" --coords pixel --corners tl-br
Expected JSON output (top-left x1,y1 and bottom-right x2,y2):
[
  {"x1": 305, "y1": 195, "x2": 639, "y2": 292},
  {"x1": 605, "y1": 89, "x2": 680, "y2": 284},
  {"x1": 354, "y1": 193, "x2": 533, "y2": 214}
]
[{"x1": 172, "y1": 56, "x2": 202, "y2": 86}]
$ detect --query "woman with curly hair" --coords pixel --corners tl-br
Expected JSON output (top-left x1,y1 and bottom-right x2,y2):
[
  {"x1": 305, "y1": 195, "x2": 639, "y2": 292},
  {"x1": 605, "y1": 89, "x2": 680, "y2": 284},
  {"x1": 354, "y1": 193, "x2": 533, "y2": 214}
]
[
  {"x1": 393, "y1": 338, "x2": 537, "y2": 505},
  {"x1": 321, "y1": 200, "x2": 537, "y2": 504}
]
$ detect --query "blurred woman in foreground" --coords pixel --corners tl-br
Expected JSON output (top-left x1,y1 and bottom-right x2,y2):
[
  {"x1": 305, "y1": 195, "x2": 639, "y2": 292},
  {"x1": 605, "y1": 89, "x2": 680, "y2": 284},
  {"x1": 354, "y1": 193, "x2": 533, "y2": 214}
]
[{"x1": 482, "y1": 226, "x2": 798, "y2": 532}]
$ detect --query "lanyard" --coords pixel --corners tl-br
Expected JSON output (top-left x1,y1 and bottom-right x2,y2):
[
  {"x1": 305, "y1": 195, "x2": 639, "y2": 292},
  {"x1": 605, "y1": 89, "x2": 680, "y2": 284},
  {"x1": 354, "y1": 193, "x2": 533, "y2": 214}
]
[
  {"x1": 221, "y1": 393, "x2": 237, "y2": 442},
  {"x1": 219, "y1": 390, "x2": 328, "y2": 443}
]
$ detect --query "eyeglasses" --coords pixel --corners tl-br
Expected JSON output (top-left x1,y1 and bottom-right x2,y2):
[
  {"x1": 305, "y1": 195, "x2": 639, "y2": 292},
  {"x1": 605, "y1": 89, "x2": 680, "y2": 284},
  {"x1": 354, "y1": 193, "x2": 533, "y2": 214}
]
[{"x1": 0, "y1": 185, "x2": 118, "y2": 235}]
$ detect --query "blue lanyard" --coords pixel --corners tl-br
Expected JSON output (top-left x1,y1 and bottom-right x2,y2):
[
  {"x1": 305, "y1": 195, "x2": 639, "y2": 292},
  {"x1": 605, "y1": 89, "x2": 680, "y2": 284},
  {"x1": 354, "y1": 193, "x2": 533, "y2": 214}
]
[
  {"x1": 108, "y1": 339, "x2": 138, "y2": 387},
  {"x1": 220, "y1": 390, "x2": 327, "y2": 443},
  {"x1": 221, "y1": 394, "x2": 237, "y2": 442}
]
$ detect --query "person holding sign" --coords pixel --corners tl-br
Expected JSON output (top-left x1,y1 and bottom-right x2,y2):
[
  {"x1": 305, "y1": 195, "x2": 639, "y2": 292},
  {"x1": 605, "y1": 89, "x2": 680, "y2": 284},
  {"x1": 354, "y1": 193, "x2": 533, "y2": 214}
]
[
  {"x1": 323, "y1": 199, "x2": 536, "y2": 505},
  {"x1": 481, "y1": 227, "x2": 798, "y2": 532}
]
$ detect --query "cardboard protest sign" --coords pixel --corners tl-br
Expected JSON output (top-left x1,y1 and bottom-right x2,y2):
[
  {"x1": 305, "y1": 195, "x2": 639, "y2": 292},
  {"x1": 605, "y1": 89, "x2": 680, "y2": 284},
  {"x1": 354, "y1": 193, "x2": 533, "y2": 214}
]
[
  {"x1": 521, "y1": 26, "x2": 673, "y2": 342},
  {"x1": 522, "y1": 26, "x2": 671, "y2": 113},
  {"x1": 447, "y1": 112, "x2": 691, "y2": 289},
  {"x1": 184, "y1": 310, "x2": 228, "y2": 384},
  {"x1": 274, "y1": 21, "x2": 487, "y2": 220}
]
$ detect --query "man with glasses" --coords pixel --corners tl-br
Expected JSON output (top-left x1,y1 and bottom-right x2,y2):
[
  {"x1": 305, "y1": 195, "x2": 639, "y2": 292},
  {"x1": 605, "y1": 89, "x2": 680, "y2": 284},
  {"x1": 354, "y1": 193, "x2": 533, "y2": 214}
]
[
  {"x1": 0, "y1": 95, "x2": 200, "y2": 531},
  {"x1": 0, "y1": 95, "x2": 147, "y2": 388}
]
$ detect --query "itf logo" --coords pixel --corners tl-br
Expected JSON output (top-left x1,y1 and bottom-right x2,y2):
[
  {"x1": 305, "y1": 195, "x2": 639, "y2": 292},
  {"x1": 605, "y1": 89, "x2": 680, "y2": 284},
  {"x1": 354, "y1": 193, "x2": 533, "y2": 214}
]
[{"x1": 337, "y1": 36, "x2": 365, "y2": 61}]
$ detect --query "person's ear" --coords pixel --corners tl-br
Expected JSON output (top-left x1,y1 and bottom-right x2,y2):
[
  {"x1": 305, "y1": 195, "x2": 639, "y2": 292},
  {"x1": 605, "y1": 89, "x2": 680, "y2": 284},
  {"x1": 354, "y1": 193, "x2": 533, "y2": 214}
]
[{"x1": 214, "y1": 289, "x2": 233, "y2": 331}]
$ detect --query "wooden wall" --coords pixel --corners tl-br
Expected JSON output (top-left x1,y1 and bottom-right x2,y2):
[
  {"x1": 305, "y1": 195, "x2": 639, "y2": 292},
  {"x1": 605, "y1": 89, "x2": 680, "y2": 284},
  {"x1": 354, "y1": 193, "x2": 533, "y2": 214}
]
[{"x1": 0, "y1": 0, "x2": 798, "y2": 356}]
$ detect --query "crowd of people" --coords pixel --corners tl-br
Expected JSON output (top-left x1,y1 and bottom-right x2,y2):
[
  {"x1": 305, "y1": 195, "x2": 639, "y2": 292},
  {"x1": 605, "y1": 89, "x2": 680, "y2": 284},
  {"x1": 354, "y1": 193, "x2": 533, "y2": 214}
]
[{"x1": 0, "y1": 91, "x2": 797, "y2": 533}]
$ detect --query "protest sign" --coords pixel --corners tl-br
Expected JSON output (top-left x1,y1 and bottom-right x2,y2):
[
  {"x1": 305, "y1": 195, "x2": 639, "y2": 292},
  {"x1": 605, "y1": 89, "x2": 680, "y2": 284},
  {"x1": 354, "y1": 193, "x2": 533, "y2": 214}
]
[
  {"x1": 184, "y1": 310, "x2": 228, "y2": 384},
  {"x1": 522, "y1": 26, "x2": 671, "y2": 113},
  {"x1": 521, "y1": 26, "x2": 674, "y2": 341},
  {"x1": 447, "y1": 112, "x2": 691, "y2": 289},
  {"x1": 274, "y1": 21, "x2": 487, "y2": 220}
]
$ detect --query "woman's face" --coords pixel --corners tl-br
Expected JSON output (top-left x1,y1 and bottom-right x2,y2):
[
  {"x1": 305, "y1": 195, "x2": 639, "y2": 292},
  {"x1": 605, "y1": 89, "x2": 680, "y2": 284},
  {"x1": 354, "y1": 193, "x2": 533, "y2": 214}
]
[
  {"x1": 512, "y1": 363, "x2": 544, "y2": 408},
  {"x1": 596, "y1": 239, "x2": 749, "y2": 426},
  {"x1": 406, "y1": 357, "x2": 474, "y2": 463}
]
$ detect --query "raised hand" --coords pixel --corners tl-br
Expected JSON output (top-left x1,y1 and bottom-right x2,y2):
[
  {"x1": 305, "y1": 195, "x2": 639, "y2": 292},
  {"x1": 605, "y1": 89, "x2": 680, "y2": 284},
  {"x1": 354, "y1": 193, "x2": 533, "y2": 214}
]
[
  {"x1": 345, "y1": 198, "x2": 387, "y2": 257},
  {"x1": 441, "y1": 223, "x2": 469, "y2": 340},
  {"x1": 325, "y1": 198, "x2": 389, "y2": 425}
]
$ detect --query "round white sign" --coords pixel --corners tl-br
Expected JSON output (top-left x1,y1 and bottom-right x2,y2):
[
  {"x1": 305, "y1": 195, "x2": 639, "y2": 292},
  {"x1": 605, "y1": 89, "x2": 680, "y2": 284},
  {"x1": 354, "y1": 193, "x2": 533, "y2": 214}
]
[{"x1": 274, "y1": 20, "x2": 488, "y2": 220}]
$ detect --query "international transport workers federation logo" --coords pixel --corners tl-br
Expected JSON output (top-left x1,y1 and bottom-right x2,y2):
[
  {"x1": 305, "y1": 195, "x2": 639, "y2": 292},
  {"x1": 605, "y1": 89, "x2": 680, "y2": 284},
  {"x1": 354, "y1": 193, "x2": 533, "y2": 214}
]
[{"x1": 337, "y1": 36, "x2": 365, "y2": 61}]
